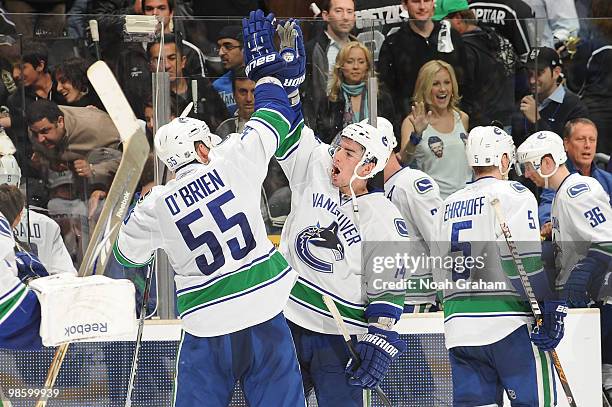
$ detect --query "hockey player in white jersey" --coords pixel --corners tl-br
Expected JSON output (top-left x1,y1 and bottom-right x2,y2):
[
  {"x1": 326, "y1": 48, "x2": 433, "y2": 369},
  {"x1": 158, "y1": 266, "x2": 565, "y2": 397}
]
[
  {"x1": 277, "y1": 114, "x2": 409, "y2": 404},
  {"x1": 381, "y1": 118, "x2": 442, "y2": 312},
  {"x1": 113, "y1": 10, "x2": 305, "y2": 407},
  {"x1": 274, "y1": 35, "x2": 409, "y2": 401},
  {"x1": 0, "y1": 184, "x2": 46, "y2": 350},
  {"x1": 0, "y1": 154, "x2": 76, "y2": 276},
  {"x1": 433, "y1": 126, "x2": 565, "y2": 406},
  {"x1": 517, "y1": 130, "x2": 612, "y2": 307}
]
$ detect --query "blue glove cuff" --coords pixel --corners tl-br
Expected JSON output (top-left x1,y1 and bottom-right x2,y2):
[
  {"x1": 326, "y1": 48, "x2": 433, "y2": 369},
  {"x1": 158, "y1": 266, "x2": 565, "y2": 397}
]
[{"x1": 409, "y1": 131, "x2": 422, "y2": 145}]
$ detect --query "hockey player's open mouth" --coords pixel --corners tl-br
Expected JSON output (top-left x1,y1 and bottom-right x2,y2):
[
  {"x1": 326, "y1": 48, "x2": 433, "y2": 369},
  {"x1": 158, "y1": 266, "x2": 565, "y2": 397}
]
[{"x1": 331, "y1": 165, "x2": 341, "y2": 179}]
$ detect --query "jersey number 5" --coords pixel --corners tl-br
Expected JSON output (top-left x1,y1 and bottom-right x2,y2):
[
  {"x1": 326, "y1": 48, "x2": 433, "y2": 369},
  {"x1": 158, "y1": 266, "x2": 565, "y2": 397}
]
[
  {"x1": 451, "y1": 220, "x2": 472, "y2": 281},
  {"x1": 175, "y1": 190, "x2": 256, "y2": 275}
]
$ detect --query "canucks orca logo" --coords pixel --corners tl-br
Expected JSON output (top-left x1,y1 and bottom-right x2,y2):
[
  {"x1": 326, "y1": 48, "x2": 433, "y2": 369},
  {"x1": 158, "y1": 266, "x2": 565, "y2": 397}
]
[
  {"x1": 414, "y1": 177, "x2": 434, "y2": 194},
  {"x1": 568, "y1": 183, "x2": 590, "y2": 198},
  {"x1": 295, "y1": 221, "x2": 345, "y2": 273},
  {"x1": 394, "y1": 218, "x2": 409, "y2": 237}
]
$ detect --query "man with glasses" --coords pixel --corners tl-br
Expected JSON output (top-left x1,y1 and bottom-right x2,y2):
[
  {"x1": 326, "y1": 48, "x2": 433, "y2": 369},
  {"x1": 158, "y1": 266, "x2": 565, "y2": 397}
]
[{"x1": 213, "y1": 25, "x2": 245, "y2": 115}]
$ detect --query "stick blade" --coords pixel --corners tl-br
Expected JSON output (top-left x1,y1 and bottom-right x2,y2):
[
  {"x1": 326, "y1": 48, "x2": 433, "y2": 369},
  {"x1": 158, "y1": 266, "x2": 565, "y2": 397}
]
[{"x1": 79, "y1": 61, "x2": 151, "y2": 276}]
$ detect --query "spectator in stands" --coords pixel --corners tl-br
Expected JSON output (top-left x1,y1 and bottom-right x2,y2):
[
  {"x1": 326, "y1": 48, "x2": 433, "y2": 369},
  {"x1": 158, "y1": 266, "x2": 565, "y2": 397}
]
[
  {"x1": 521, "y1": 0, "x2": 579, "y2": 49},
  {"x1": 571, "y1": 0, "x2": 612, "y2": 155},
  {"x1": 438, "y1": 0, "x2": 517, "y2": 129},
  {"x1": 26, "y1": 100, "x2": 121, "y2": 191},
  {"x1": 398, "y1": 60, "x2": 472, "y2": 199},
  {"x1": 54, "y1": 57, "x2": 103, "y2": 110},
  {"x1": 212, "y1": 25, "x2": 244, "y2": 115},
  {"x1": 302, "y1": 0, "x2": 356, "y2": 128},
  {"x1": 316, "y1": 41, "x2": 395, "y2": 144},
  {"x1": 148, "y1": 34, "x2": 228, "y2": 131},
  {"x1": 216, "y1": 67, "x2": 254, "y2": 139},
  {"x1": 467, "y1": 0, "x2": 535, "y2": 62},
  {"x1": 3, "y1": 0, "x2": 66, "y2": 39},
  {"x1": 512, "y1": 46, "x2": 589, "y2": 145},
  {"x1": 378, "y1": 0, "x2": 466, "y2": 125},
  {"x1": 5, "y1": 43, "x2": 66, "y2": 132},
  {"x1": 140, "y1": 0, "x2": 207, "y2": 78}
]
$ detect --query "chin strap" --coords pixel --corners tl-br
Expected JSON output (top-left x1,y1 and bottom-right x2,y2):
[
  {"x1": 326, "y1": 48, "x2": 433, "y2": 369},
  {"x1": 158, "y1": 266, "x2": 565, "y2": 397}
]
[{"x1": 348, "y1": 173, "x2": 360, "y2": 224}]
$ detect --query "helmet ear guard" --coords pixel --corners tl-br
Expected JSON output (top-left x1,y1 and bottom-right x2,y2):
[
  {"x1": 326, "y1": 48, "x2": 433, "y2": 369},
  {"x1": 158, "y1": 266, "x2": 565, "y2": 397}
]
[{"x1": 154, "y1": 117, "x2": 221, "y2": 172}]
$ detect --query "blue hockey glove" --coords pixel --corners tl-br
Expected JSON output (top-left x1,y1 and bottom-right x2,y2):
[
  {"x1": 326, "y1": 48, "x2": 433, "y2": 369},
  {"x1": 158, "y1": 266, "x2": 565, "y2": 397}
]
[
  {"x1": 530, "y1": 300, "x2": 568, "y2": 352},
  {"x1": 242, "y1": 10, "x2": 285, "y2": 82},
  {"x1": 564, "y1": 269, "x2": 592, "y2": 308},
  {"x1": 15, "y1": 251, "x2": 49, "y2": 284},
  {"x1": 276, "y1": 19, "x2": 306, "y2": 98},
  {"x1": 346, "y1": 326, "x2": 407, "y2": 389}
]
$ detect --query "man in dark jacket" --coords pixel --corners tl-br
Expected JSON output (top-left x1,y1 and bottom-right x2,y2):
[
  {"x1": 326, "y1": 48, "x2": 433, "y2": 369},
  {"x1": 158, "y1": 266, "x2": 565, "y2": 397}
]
[
  {"x1": 438, "y1": 0, "x2": 517, "y2": 128},
  {"x1": 468, "y1": 0, "x2": 535, "y2": 61},
  {"x1": 512, "y1": 46, "x2": 589, "y2": 145},
  {"x1": 302, "y1": 0, "x2": 357, "y2": 128},
  {"x1": 377, "y1": 0, "x2": 467, "y2": 122}
]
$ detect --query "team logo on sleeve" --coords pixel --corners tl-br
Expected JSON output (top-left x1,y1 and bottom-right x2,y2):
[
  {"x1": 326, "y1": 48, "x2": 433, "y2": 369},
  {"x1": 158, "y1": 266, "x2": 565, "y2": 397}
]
[
  {"x1": 295, "y1": 221, "x2": 345, "y2": 273},
  {"x1": 0, "y1": 217, "x2": 11, "y2": 237},
  {"x1": 510, "y1": 182, "x2": 527, "y2": 193},
  {"x1": 567, "y1": 183, "x2": 590, "y2": 198},
  {"x1": 394, "y1": 218, "x2": 409, "y2": 237},
  {"x1": 414, "y1": 177, "x2": 434, "y2": 194}
]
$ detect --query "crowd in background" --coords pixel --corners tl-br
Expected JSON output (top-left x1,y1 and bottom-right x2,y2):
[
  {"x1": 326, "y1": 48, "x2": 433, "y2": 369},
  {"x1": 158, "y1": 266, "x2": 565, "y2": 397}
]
[{"x1": 0, "y1": 0, "x2": 609, "y2": 292}]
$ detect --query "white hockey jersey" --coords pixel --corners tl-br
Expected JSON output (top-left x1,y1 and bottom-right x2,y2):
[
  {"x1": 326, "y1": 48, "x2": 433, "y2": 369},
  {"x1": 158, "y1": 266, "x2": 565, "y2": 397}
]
[
  {"x1": 385, "y1": 167, "x2": 442, "y2": 307},
  {"x1": 115, "y1": 108, "x2": 298, "y2": 337},
  {"x1": 276, "y1": 124, "x2": 409, "y2": 335},
  {"x1": 552, "y1": 173, "x2": 612, "y2": 289},
  {"x1": 14, "y1": 209, "x2": 76, "y2": 276},
  {"x1": 433, "y1": 176, "x2": 545, "y2": 348},
  {"x1": 0, "y1": 214, "x2": 28, "y2": 325}
]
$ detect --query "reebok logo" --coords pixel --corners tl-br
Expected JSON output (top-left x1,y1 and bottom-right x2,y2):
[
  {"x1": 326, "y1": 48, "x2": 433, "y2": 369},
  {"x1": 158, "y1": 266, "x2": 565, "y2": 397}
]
[{"x1": 65, "y1": 322, "x2": 108, "y2": 337}]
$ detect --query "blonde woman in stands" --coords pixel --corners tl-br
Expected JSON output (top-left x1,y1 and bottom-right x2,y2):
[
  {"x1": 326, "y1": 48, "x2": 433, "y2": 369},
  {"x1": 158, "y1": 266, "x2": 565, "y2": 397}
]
[{"x1": 399, "y1": 59, "x2": 472, "y2": 199}]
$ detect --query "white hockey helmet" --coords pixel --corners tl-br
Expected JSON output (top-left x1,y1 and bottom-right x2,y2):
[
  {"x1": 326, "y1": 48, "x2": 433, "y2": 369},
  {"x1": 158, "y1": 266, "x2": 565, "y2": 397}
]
[
  {"x1": 341, "y1": 119, "x2": 393, "y2": 179},
  {"x1": 517, "y1": 130, "x2": 567, "y2": 179},
  {"x1": 373, "y1": 117, "x2": 398, "y2": 152},
  {"x1": 154, "y1": 117, "x2": 222, "y2": 171},
  {"x1": 465, "y1": 126, "x2": 516, "y2": 176},
  {"x1": 0, "y1": 154, "x2": 21, "y2": 186}
]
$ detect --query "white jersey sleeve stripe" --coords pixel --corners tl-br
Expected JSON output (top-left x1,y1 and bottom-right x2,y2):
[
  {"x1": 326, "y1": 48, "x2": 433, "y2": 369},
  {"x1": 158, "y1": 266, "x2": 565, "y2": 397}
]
[{"x1": 0, "y1": 217, "x2": 11, "y2": 237}]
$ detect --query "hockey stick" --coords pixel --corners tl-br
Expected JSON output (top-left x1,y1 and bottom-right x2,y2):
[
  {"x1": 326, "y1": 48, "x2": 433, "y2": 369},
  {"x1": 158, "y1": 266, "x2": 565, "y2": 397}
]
[
  {"x1": 490, "y1": 198, "x2": 577, "y2": 407},
  {"x1": 88, "y1": 19, "x2": 101, "y2": 61},
  {"x1": 322, "y1": 295, "x2": 392, "y2": 407},
  {"x1": 125, "y1": 262, "x2": 154, "y2": 407},
  {"x1": 35, "y1": 61, "x2": 150, "y2": 407}
]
